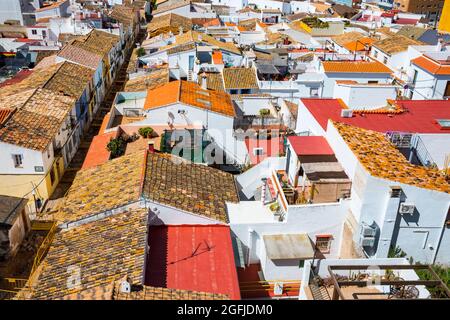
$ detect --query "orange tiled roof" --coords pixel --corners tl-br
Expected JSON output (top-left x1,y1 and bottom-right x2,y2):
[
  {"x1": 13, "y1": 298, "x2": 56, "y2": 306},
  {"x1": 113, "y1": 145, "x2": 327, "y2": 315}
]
[
  {"x1": 411, "y1": 55, "x2": 450, "y2": 75},
  {"x1": 81, "y1": 131, "x2": 118, "y2": 170},
  {"x1": 212, "y1": 50, "x2": 223, "y2": 64},
  {"x1": 143, "y1": 81, "x2": 235, "y2": 117},
  {"x1": 0, "y1": 108, "x2": 14, "y2": 125},
  {"x1": 343, "y1": 37, "x2": 375, "y2": 52},
  {"x1": 322, "y1": 60, "x2": 393, "y2": 74},
  {"x1": 35, "y1": 0, "x2": 66, "y2": 12}
]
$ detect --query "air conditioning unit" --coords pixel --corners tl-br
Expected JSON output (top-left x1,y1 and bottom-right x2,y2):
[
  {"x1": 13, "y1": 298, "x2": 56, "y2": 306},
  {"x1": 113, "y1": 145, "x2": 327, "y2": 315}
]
[
  {"x1": 360, "y1": 236, "x2": 376, "y2": 247},
  {"x1": 361, "y1": 225, "x2": 376, "y2": 237},
  {"x1": 399, "y1": 202, "x2": 415, "y2": 215},
  {"x1": 341, "y1": 109, "x2": 353, "y2": 118}
]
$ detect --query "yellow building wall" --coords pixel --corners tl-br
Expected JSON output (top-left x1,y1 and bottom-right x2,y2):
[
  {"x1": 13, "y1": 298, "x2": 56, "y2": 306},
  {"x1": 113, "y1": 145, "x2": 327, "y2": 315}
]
[
  {"x1": 439, "y1": 0, "x2": 450, "y2": 34},
  {"x1": 0, "y1": 157, "x2": 66, "y2": 212}
]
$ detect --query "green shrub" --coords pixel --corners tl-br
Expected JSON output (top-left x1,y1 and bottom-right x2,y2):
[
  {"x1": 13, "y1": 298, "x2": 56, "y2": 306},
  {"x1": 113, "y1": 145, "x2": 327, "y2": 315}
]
[
  {"x1": 138, "y1": 127, "x2": 154, "y2": 138},
  {"x1": 107, "y1": 137, "x2": 126, "y2": 159},
  {"x1": 259, "y1": 108, "x2": 270, "y2": 117},
  {"x1": 136, "y1": 47, "x2": 146, "y2": 57}
]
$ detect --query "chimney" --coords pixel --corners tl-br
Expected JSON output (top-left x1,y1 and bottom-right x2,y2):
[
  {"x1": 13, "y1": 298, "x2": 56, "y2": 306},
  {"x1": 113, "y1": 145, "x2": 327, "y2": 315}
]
[
  {"x1": 437, "y1": 38, "x2": 443, "y2": 52},
  {"x1": 148, "y1": 141, "x2": 155, "y2": 153},
  {"x1": 201, "y1": 72, "x2": 207, "y2": 90}
]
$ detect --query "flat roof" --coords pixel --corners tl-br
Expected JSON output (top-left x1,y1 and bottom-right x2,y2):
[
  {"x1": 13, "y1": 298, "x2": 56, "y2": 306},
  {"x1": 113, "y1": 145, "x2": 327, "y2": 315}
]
[
  {"x1": 302, "y1": 98, "x2": 450, "y2": 134},
  {"x1": 263, "y1": 234, "x2": 315, "y2": 260},
  {"x1": 288, "y1": 136, "x2": 335, "y2": 156},
  {"x1": 145, "y1": 225, "x2": 241, "y2": 300}
]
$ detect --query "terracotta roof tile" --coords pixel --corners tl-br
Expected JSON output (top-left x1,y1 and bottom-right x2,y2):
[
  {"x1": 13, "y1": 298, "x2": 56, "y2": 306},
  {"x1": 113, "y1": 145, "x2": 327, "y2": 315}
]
[
  {"x1": 124, "y1": 67, "x2": 170, "y2": 92},
  {"x1": 143, "y1": 80, "x2": 235, "y2": 117},
  {"x1": 31, "y1": 208, "x2": 148, "y2": 300},
  {"x1": 411, "y1": 55, "x2": 450, "y2": 75},
  {"x1": 43, "y1": 61, "x2": 95, "y2": 100},
  {"x1": 55, "y1": 151, "x2": 145, "y2": 224},
  {"x1": 332, "y1": 122, "x2": 450, "y2": 193},
  {"x1": 331, "y1": 31, "x2": 365, "y2": 47},
  {"x1": 372, "y1": 34, "x2": 423, "y2": 55},
  {"x1": 0, "y1": 88, "x2": 75, "y2": 151},
  {"x1": 322, "y1": 60, "x2": 392, "y2": 73},
  {"x1": 142, "y1": 153, "x2": 239, "y2": 223},
  {"x1": 197, "y1": 72, "x2": 225, "y2": 91},
  {"x1": 160, "y1": 30, "x2": 240, "y2": 55},
  {"x1": 147, "y1": 13, "x2": 192, "y2": 37},
  {"x1": 223, "y1": 67, "x2": 259, "y2": 89},
  {"x1": 58, "y1": 44, "x2": 102, "y2": 70},
  {"x1": 115, "y1": 285, "x2": 230, "y2": 300}
]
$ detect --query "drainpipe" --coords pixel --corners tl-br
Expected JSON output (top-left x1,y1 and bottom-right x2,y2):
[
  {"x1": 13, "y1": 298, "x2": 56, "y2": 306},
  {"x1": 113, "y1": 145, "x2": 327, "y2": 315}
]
[{"x1": 247, "y1": 228, "x2": 254, "y2": 267}]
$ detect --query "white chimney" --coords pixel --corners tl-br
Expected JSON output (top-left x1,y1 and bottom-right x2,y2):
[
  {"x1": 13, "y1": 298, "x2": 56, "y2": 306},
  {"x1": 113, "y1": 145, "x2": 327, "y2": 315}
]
[
  {"x1": 437, "y1": 38, "x2": 443, "y2": 52},
  {"x1": 201, "y1": 72, "x2": 207, "y2": 90}
]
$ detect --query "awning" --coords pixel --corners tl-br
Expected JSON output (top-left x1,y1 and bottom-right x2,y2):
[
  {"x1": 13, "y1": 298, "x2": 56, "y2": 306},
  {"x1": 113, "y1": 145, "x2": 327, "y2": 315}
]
[{"x1": 263, "y1": 233, "x2": 315, "y2": 260}]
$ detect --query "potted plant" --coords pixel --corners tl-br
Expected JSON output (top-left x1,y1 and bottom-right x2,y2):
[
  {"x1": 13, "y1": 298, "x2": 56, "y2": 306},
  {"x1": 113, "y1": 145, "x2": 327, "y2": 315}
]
[
  {"x1": 138, "y1": 127, "x2": 154, "y2": 138},
  {"x1": 269, "y1": 202, "x2": 280, "y2": 213}
]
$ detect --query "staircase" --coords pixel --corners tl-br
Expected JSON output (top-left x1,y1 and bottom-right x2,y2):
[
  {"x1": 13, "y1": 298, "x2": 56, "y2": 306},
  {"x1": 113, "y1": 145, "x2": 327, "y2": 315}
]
[
  {"x1": 309, "y1": 282, "x2": 331, "y2": 300},
  {"x1": 187, "y1": 69, "x2": 194, "y2": 82}
]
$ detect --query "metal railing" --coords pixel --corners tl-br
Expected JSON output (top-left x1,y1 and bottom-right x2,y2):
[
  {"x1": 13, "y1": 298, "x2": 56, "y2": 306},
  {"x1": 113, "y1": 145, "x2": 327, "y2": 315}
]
[{"x1": 0, "y1": 221, "x2": 58, "y2": 300}]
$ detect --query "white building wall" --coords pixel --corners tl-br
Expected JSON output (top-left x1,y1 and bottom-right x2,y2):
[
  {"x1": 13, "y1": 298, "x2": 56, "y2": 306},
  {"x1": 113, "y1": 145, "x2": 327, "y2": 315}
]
[
  {"x1": 230, "y1": 201, "x2": 349, "y2": 269},
  {"x1": 326, "y1": 121, "x2": 450, "y2": 264},
  {"x1": 332, "y1": 83, "x2": 398, "y2": 109},
  {"x1": 0, "y1": 143, "x2": 48, "y2": 175},
  {"x1": 290, "y1": 1, "x2": 315, "y2": 13},
  {"x1": 322, "y1": 72, "x2": 392, "y2": 98},
  {"x1": 295, "y1": 100, "x2": 326, "y2": 135},
  {"x1": 248, "y1": 0, "x2": 287, "y2": 13},
  {"x1": 211, "y1": 0, "x2": 247, "y2": 10},
  {"x1": 411, "y1": 67, "x2": 450, "y2": 100},
  {"x1": 0, "y1": 0, "x2": 23, "y2": 24},
  {"x1": 144, "y1": 200, "x2": 226, "y2": 225}
]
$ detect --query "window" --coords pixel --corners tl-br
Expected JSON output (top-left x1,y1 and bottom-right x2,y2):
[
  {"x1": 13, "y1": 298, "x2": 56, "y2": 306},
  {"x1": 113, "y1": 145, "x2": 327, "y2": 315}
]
[
  {"x1": 436, "y1": 119, "x2": 450, "y2": 129},
  {"x1": 368, "y1": 80, "x2": 378, "y2": 84},
  {"x1": 13, "y1": 154, "x2": 23, "y2": 168},
  {"x1": 253, "y1": 148, "x2": 264, "y2": 156},
  {"x1": 373, "y1": 50, "x2": 378, "y2": 58},
  {"x1": 383, "y1": 56, "x2": 388, "y2": 64},
  {"x1": 444, "y1": 81, "x2": 450, "y2": 97},
  {"x1": 50, "y1": 167, "x2": 56, "y2": 186},
  {"x1": 31, "y1": 29, "x2": 37, "y2": 35},
  {"x1": 315, "y1": 235, "x2": 332, "y2": 253},
  {"x1": 310, "y1": 88, "x2": 319, "y2": 97},
  {"x1": 42, "y1": 30, "x2": 47, "y2": 38}
]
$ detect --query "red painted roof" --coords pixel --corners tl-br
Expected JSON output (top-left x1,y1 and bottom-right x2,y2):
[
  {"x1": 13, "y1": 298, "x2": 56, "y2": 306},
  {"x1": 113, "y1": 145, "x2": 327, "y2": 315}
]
[
  {"x1": 287, "y1": 136, "x2": 334, "y2": 156},
  {"x1": 0, "y1": 70, "x2": 33, "y2": 87},
  {"x1": 145, "y1": 225, "x2": 241, "y2": 300},
  {"x1": 302, "y1": 98, "x2": 450, "y2": 134},
  {"x1": 245, "y1": 137, "x2": 284, "y2": 165},
  {"x1": 81, "y1": 131, "x2": 117, "y2": 169},
  {"x1": 395, "y1": 18, "x2": 419, "y2": 25}
]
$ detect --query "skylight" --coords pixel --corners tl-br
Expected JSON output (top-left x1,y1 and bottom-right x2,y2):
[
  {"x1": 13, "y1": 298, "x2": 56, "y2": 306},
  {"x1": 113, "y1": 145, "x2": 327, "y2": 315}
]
[
  {"x1": 197, "y1": 98, "x2": 211, "y2": 106},
  {"x1": 196, "y1": 90, "x2": 210, "y2": 97},
  {"x1": 437, "y1": 119, "x2": 450, "y2": 128}
]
